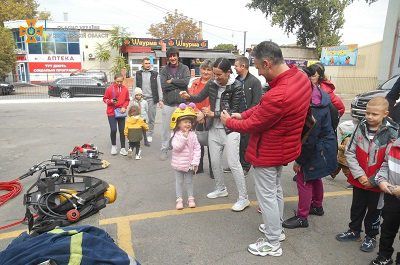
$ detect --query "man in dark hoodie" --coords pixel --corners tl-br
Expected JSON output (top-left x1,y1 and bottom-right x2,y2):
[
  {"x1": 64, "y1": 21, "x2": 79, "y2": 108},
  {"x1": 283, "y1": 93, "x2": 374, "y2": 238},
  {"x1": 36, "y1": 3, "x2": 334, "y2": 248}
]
[
  {"x1": 159, "y1": 47, "x2": 191, "y2": 161},
  {"x1": 234, "y1": 56, "x2": 262, "y2": 173}
]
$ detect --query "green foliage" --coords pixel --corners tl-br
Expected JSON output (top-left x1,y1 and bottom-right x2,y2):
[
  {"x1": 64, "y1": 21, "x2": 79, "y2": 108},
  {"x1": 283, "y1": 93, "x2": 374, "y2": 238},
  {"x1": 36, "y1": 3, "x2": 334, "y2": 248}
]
[
  {"x1": 0, "y1": 27, "x2": 16, "y2": 80},
  {"x1": 95, "y1": 43, "x2": 111, "y2": 62},
  {"x1": 111, "y1": 55, "x2": 129, "y2": 76},
  {"x1": 148, "y1": 10, "x2": 201, "y2": 39},
  {"x1": 213, "y1": 43, "x2": 236, "y2": 51},
  {"x1": 247, "y1": 0, "x2": 377, "y2": 52},
  {"x1": 108, "y1": 26, "x2": 128, "y2": 51},
  {"x1": 0, "y1": 0, "x2": 38, "y2": 26},
  {"x1": 36, "y1": 10, "x2": 51, "y2": 20}
]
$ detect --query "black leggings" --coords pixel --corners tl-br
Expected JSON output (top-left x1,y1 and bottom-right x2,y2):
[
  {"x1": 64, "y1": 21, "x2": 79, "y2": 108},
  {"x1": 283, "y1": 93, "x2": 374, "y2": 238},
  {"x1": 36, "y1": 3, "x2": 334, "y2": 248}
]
[
  {"x1": 129, "y1": 141, "x2": 141, "y2": 155},
  {"x1": 108, "y1": 116, "x2": 125, "y2": 148}
]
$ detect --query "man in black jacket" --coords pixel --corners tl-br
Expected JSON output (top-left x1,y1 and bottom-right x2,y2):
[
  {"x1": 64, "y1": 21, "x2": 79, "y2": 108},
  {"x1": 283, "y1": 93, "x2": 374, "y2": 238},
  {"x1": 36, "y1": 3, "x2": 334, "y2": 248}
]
[
  {"x1": 234, "y1": 56, "x2": 262, "y2": 173},
  {"x1": 136, "y1": 57, "x2": 164, "y2": 146},
  {"x1": 159, "y1": 47, "x2": 191, "y2": 160}
]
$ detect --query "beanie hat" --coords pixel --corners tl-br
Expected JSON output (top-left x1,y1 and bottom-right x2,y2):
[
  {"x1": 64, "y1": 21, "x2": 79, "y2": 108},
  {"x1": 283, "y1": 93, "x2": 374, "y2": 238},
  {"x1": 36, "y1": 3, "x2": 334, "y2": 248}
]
[{"x1": 134, "y1": 87, "x2": 143, "y2": 96}]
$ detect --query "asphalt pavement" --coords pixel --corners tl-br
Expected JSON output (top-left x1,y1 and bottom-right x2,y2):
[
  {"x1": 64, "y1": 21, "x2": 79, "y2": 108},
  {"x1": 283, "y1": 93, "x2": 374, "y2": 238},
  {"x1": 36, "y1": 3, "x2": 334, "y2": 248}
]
[{"x1": 0, "y1": 101, "x2": 398, "y2": 265}]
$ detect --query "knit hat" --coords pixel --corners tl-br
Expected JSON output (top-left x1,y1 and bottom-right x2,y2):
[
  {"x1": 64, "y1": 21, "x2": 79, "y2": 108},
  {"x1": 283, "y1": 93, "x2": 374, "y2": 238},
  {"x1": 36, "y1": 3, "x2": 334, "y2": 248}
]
[{"x1": 134, "y1": 87, "x2": 143, "y2": 96}]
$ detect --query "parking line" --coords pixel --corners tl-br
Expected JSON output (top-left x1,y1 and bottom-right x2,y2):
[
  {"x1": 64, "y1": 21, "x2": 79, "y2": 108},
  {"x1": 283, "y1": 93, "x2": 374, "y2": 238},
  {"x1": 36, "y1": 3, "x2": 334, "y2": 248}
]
[{"x1": 0, "y1": 190, "x2": 352, "y2": 258}]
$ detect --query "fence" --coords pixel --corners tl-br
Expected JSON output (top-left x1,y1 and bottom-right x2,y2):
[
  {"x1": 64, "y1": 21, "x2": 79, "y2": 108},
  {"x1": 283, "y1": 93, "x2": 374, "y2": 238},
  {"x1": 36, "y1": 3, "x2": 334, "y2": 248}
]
[{"x1": 328, "y1": 76, "x2": 378, "y2": 99}]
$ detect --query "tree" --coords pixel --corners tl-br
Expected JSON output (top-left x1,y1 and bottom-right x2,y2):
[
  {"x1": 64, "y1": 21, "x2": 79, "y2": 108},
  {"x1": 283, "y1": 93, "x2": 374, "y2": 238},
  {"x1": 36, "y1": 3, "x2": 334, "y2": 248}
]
[
  {"x1": 36, "y1": 10, "x2": 51, "y2": 20},
  {"x1": 247, "y1": 0, "x2": 377, "y2": 52},
  {"x1": 148, "y1": 10, "x2": 201, "y2": 39},
  {"x1": 213, "y1": 44, "x2": 236, "y2": 51},
  {"x1": 0, "y1": 27, "x2": 16, "y2": 81},
  {"x1": 0, "y1": 0, "x2": 38, "y2": 27}
]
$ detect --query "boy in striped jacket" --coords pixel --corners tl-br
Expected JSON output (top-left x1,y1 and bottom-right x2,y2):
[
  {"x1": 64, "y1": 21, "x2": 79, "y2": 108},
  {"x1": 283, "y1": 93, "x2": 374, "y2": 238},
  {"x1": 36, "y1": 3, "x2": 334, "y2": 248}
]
[{"x1": 369, "y1": 137, "x2": 400, "y2": 265}]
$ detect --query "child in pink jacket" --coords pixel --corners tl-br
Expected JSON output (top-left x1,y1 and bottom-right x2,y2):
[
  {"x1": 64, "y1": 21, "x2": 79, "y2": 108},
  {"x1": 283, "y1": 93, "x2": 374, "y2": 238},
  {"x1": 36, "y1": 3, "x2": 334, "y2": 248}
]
[{"x1": 170, "y1": 103, "x2": 201, "y2": 210}]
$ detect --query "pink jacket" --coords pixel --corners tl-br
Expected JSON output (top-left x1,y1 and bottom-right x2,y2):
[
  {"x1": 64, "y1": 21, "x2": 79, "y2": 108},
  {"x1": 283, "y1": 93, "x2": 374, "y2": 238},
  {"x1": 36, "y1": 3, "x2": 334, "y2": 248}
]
[{"x1": 171, "y1": 131, "x2": 201, "y2": 172}]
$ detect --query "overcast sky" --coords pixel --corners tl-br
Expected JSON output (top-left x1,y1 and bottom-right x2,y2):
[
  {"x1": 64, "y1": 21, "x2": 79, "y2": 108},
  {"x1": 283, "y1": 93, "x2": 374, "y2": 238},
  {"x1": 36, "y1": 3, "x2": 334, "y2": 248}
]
[{"x1": 36, "y1": 0, "x2": 389, "y2": 50}]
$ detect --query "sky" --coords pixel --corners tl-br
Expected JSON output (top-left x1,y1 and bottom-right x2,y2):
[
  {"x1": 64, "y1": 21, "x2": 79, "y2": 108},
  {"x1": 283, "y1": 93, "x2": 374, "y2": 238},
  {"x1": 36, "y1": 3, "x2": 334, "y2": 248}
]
[{"x1": 36, "y1": 0, "x2": 389, "y2": 51}]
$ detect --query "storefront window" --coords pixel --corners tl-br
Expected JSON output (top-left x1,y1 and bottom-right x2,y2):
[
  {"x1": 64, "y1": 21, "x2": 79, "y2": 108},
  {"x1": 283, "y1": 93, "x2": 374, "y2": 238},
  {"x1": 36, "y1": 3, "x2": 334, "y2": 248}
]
[
  {"x1": 28, "y1": 43, "x2": 42, "y2": 54},
  {"x1": 42, "y1": 42, "x2": 55, "y2": 54},
  {"x1": 68, "y1": 43, "x2": 80, "y2": 54},
  {"x1": 53, "y1": 31, "x2": 67, "y2": 42},
  {"x1": 55, "y1": 43, "x2": 68, "y2": 54},
  {"x1": 67, "y1": 31, "x2": 79, "y2": 42}
]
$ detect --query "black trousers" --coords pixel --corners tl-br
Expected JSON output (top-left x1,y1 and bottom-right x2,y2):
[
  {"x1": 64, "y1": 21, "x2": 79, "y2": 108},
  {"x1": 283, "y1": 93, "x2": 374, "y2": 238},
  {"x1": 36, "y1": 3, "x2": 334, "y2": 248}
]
[
  {"x1": 129, "y1": 141, "x2": 141, "y2": 155},
  {"x1": 108, "y1": 116, "x2": 125, "y2": 148},
  {"x1": 349, "y1": 186, "x2": 381, "y2": 237},
  {"x1": 239, "y1": 133, "x2": 250, "y2": 171},
  {"x1": 378, "y1": 194, "x2": 400, "y2": 259}
]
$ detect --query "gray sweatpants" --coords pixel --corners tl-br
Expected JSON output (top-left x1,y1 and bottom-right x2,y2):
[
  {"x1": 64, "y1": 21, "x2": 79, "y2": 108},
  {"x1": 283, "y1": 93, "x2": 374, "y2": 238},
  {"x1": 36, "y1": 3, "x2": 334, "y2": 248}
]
[
  {"x1": 254, "y1": 166, "x2": 284, "y2": 247},
  {"x1": 208, "y1": 127, "x2": 247, "y2": 200},
  {"x1": 144, "y1": 97, "x2": 157, "y2": 137},
  {"x1": 175, "y1": 170, "x2": 194, "y2": 198},
  {"x1": 161, "y1": 105, "x2": 176, "y2": 152}
]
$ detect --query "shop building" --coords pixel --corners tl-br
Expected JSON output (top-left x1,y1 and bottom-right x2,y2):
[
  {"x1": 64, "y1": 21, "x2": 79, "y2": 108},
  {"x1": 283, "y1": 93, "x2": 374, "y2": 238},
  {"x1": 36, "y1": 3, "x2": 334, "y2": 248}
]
[{"x1": 5, "y1": 20, "x2": 115, "y2": 83}]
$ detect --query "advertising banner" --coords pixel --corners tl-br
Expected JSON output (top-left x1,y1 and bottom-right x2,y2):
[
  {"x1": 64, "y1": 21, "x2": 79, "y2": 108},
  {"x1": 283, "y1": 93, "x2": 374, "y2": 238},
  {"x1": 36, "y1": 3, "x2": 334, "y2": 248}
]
[
  {"x1": 124, "y1": 38, "x2": 208, "y2": 49},
  {"x1": 320, "y1": 44, "x2": 358, "y2": 66},
  {"x1": 27, "y1": 54, "x2": 82, "y2": 73}
]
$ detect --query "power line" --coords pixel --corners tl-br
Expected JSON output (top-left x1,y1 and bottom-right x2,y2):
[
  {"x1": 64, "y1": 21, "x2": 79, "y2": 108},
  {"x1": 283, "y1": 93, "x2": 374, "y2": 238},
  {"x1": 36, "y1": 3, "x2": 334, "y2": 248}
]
[{"x1": 139, "y1": 0, "x2": 245, "y2": 33}]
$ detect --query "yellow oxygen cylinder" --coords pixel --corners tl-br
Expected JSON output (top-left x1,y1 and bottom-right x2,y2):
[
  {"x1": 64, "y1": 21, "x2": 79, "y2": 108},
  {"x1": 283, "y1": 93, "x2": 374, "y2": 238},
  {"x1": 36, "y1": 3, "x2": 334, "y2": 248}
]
[{"x1": 104, "y1": 184, "x2": 116, "y2": 204}]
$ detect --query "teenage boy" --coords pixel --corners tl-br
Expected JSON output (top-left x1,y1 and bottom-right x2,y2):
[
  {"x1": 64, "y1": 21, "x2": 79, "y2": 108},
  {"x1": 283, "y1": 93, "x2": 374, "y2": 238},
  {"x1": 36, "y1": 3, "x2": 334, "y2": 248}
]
[{"x1": 336, "y1": 97, "x2": 398, "y2": 253}]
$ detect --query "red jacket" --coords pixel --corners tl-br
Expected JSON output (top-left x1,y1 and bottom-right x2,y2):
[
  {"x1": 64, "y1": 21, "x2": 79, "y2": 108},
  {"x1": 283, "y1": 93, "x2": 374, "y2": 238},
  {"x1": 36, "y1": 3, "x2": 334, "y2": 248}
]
[
  {"x1": 320, "y1": 80, "x2": 345, "y2": 116},
  {"x1": 226, "y1": 66, "x2": 311, "y2": 167},
  {"x1": 103, "y1": 83, "x2": 130, "y2": 116}
]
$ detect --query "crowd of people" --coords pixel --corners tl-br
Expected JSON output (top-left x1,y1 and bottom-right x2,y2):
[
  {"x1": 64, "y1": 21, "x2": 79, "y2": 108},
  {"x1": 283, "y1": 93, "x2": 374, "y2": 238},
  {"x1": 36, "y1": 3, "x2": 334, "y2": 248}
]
[{"x1": 103, "y1": 42, "x2": 400, "y2": 265}]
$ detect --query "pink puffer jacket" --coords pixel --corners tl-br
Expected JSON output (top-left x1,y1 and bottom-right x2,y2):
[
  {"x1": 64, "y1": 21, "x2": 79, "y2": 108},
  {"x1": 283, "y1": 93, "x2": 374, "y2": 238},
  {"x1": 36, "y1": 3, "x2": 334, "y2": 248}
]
[{"x1": 171, "y1": 131, "x2": 201, "y2": 172}]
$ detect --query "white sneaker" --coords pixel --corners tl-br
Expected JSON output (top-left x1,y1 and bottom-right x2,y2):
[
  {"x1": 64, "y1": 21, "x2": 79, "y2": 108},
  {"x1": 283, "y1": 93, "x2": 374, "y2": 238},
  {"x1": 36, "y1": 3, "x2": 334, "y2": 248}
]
[
  {"x1": 120, "y1": 148, "x2": 128, "y2": 156},
  {"x1": 147, "y1": 136, "x2": 153, "y2": 143},
  {"x1": 248, "y1": 238, "x2": 283, "y2": 257},
  {"x1": 258, "y1": 224, "x2": 286, "y2": 241},
  {"x1": 127, "y1": 148, "x2": 133, "y2": 158},
  {"x1": 135, "y1": 149, "x2": 142, "y2": 160},
  {"x1": 111, "y1": 145, "x2": 117, "y2": 155},
  {"x1": 231, "y1": 198, "x2": 250, "y2": 211},
  {"x1": 206, "y1": 188, "x2": 228, "y2": 199}
]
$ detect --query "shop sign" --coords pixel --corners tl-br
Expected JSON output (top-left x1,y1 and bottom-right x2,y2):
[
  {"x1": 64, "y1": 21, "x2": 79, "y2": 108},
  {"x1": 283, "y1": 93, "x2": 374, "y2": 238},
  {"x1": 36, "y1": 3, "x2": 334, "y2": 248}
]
[
  {"x1": 124, "y1": 38, "x2": 208, "y2": 49},
  {"x1": 28, "y1": 62, "x2": 82, "y2": 73}
]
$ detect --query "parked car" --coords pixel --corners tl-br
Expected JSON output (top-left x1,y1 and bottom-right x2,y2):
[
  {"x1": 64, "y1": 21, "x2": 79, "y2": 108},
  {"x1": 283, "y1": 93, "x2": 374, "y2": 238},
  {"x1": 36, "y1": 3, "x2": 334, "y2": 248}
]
[
  {"x1": 351, "y1": 75, "x2": 400, "y2": 120},
  {"x1": 70, "y1": 70, "x2": 108, "y2": 83},
  {"x1": 0, "y1": 81, "x2": 15, "y2": 95},
  {"x1": 48, "y1": 76, "x2": 108, "y2": 98}
]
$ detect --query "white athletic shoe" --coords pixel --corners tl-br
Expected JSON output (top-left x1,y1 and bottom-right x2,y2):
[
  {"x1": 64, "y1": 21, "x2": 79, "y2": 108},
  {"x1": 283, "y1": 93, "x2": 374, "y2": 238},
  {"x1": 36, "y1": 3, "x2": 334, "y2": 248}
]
[
  {"x1": 206, "y1": 188, "x2": 228, "y2": 199},
  {"x1": 231, "y1": 198, "x2": 250, "y2": 212},
  {"x1": 111, "y1": 145, "x2": 117, "y2": 155},
  {"x1": 127, "y1": 148, "x2": 133, "y2": 158},
  {"x1": 135, "y1": 149, "x2": 142, "y2": 160},
  {"x1": 147, "y1": 136, "x2": 153, "y2": 143},
  {"x1": 119, "y1": 148, "x2": 128, "y2": 156},
  {"x1": 258, "y1": 224, "x2": 286, "y2": 241},
  {"x1": 248, "y1": 238, "x2": 283, "y2": 257}
]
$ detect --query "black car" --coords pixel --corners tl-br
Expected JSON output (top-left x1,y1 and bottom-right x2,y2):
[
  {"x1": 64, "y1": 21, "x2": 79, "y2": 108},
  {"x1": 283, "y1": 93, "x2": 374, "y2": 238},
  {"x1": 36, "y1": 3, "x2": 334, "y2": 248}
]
[
  {"x1": 71, "y1": 70, "x2": 108, "y2": 83},
  {"x1": 48, "y1": 76, "x2": 108, "y2": 98},
  {"x1": 351, "y1": 75, "x2": 400, "y2": 120},
  {"x1": 0, "y1": 81, "x2": 15, "y2": 95}
]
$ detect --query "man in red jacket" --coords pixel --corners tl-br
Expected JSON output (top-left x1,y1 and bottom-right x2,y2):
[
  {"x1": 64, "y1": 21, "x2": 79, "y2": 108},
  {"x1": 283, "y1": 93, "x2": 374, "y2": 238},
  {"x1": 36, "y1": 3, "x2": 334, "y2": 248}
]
[{"x1": 221, "y1": 41, "x2": 311, "y2": 257}]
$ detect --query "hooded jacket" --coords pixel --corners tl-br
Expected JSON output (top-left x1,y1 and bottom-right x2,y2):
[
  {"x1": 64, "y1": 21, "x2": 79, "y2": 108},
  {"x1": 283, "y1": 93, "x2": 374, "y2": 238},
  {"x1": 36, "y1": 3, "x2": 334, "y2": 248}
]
[
  {"x1": 345, "y1": 118, "x2": 398, "y2": 192},
  {"x1": 320, "y1": 80, "x2": 345, "y2": 116},
  {"x1": 124, "y1": 115, "x2": 149, "y2": 142},
  {"x1": 374, "y1": 137, "x2": 400, "y2": 188},
  {"x1": 103, "y1": 83, "x2": 130, "y2": 117},
  {"x1": 171, "y1": 131, "x2": 201, "y2": 172},
  {"x1": 189, "y1": 76, "x2": 246, "y2": 133},
  {"x1": 296, "y1": 86, "x2": 338, "y2": 181}
]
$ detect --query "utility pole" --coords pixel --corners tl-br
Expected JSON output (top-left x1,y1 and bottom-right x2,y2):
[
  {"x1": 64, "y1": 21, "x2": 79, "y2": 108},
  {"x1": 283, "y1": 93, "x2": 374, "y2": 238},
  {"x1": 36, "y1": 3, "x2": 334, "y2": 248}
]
[
  {"x1": 199, "y1": 21, "x2": 203, "y2": 39},
  {"x1": 243, "y1": 31, "x2": 247, "y2": 55}
]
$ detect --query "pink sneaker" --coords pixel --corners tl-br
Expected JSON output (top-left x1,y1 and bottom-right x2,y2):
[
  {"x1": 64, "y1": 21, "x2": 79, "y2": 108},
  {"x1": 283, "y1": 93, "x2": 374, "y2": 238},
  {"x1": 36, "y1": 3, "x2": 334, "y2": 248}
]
[
  {"x1": 188, "y1": 196, "x2": 196, "y2": 208},
  {"x1": 176, "y1": 197, "x2": 183, "y2": 210}
]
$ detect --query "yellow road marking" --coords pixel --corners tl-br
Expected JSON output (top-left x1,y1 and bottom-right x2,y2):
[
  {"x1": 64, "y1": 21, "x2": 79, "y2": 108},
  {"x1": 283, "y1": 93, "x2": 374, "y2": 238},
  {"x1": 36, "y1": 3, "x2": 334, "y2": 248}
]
[
  {"x1": 99, "y1": 190, "x2": 352, "y2": 225},
  {"x1": 0, "y1": 190, "x2": 352, "y2": 258},
  {"x1": 117, "y1": 220, "x2": 135, "y2": 257}
]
